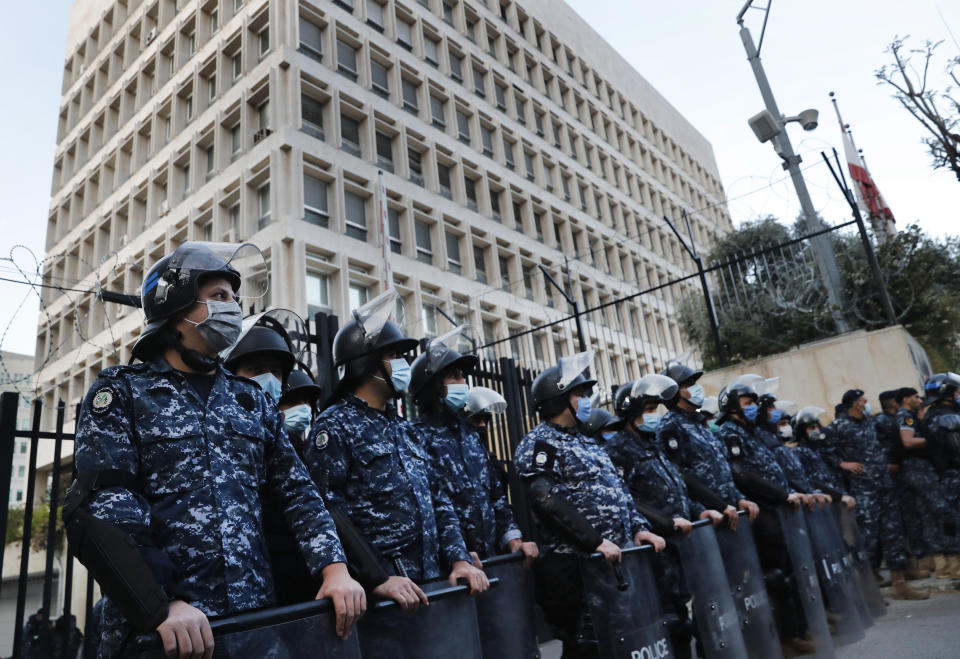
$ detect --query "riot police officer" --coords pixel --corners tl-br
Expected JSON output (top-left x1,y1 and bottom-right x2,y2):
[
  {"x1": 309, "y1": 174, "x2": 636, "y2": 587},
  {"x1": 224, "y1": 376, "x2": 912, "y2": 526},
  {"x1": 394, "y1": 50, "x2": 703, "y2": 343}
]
[
  {"x1": 916, "y1": 373, "x2": 960, "y2": 578},
  {"x1": 657, "y1": 364, "x2": 758, "y2": 529},
  {"x1": 278, "y1": 369, "x2": 323, "y2": 454},
  {"x1": 833, "y1": 389, "x2": 923, "y2": 597},
  {"x1": 410, "y1": 328, "x2": 538, "y2": 565},
  {"x1": 301, "y1": 290, "x2": 488, "y2": 612},
  {"x1": 791, "y1": 407, "x2": 856, "y2": 510},
  {"x1": 607, "y1": 374, "x2": 724, "y2": 659},
  {"x1": 65, "y1": 243, "x2": 365, "y2": 658},
  {"x1": 514, "y1": 351, "x2": 665, "y2": 658}
]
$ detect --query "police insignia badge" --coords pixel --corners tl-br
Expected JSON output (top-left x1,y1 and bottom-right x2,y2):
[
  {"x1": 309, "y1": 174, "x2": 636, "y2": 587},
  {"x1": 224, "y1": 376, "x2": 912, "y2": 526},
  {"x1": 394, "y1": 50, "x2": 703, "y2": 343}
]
[
  {"x1": 668, "y1": 438, "x2": 679, "y2": 450},
  {"x1": 91, "y1": 389, "x2": 114, "y2": 415},
  {"x1": 315, "y1": 432, "x2": 329, "y2": 450},
  {"x1": 535, "y1": 451, "x2": 548, "y2": 466},
  {"x1": 906, "y1": 417, "x2": 914, "y2": 426},
  {"x1": 731, "y1": 446, "x2": 741, "y2": 456}
]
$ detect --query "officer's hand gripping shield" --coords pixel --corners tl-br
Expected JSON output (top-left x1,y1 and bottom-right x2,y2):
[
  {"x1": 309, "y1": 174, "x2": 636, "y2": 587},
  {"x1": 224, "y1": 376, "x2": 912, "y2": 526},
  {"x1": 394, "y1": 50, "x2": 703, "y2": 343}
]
[
  {"x1": 129, "y1": 599, "x2": 362, "y2": 659},
  {"x1": 357, "y1": 580, "x2": 486, "y2": 659},
  {"x1": 579, "y1": 545, "x2": 674, "y2": 659},
  {"x1": 669, "y1": 520, "x2": 748, "y2": 659},
  {"x1": 714, "y1": 511, "x2": 782, "y2": 659},
  {"x1": 776, "y1": 506, "x2": 835, "y2": 658},
  {"x1": 476, "y1": 553, "x2": 539, "y2": 659},
  {"x1": 833, "y1": 503, "x2": 886, "y2": 618},
  {"x1": 804, "y1": 506, "x2": 868, "y2": 643}
]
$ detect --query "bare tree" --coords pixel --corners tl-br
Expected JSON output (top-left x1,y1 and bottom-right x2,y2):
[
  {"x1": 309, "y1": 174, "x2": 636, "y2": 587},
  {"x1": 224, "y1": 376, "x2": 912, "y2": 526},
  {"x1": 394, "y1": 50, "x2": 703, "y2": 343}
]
[{"x1": 876, "y1": 37, "x2": 960, "y2": 181}]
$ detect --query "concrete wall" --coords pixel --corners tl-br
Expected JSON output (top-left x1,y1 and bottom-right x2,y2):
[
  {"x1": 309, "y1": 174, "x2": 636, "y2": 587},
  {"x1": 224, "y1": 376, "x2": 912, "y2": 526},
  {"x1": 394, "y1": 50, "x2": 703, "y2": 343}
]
[{"x1": 699, "y1": 326, "x2": 933, "y2": 420}]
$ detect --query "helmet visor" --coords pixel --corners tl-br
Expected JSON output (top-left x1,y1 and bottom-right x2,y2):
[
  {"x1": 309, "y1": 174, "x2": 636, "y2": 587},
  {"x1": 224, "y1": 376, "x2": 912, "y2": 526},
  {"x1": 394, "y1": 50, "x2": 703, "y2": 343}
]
[
  {"x1": 464, "y1": 386, "x2": 507, "y2": 417},
  {"x1": 730, "y1": 373, "x2": 765, "y2": 392},
  {"x1": 795, "y1": 406, "x2": 826, "y2": 426},
  {"x1": 426, "y1": 325, "x2": 475, "y2": 372},
  {"x1": 352, "y1": 289, "x2": 404, "y2": 344},
  {"x1": 558, "y1": 350, "x2": 594, "y2": 391},
  {"x1": 762, "y1": 377, "x2": 780, "y2": 396},
  {"x1": 221, "y1": 308, "x2": 308, "y2": 363},
  {"x1": 168, "y1": 242, "x2": 269, "y2": 304},
  {"x1": 775, "y1": 399, "x2": 798, "y2": 416},
  {"x1": 630, "y1": 373, "x2": 679, "y2": 400},
  {"x1": 701, "y1": 395, "x2": 719, "y2": 416}
]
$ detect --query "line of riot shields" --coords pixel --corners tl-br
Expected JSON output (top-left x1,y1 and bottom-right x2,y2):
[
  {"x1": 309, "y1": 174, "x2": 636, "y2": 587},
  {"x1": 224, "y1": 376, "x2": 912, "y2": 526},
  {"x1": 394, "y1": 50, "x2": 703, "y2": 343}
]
[{"x1": 128, "y1": 504, "x2": 884, "y2": 658}]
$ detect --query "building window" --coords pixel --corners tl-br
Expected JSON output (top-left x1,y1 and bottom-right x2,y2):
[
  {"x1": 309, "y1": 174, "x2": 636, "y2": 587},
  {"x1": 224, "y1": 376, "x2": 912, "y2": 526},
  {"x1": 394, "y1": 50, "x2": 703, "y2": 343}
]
[
  {"x1": 232, "y1": 52, "x2": 242, "y2": 79},
  {"x1": 17, "y1": 466, "x2": 25, "y2": 478},
  {"x1": 522, "y1": 265, "x2": 535, "y2": 300},
  {"x1": 442, "y1": 1, "x2": 455, "y2": 25},
  {"x1": 515, "y1": 95, "x2": 526, "y2": 122},
  {"x1": 499, "y1": 255, "x2": 511, "y2": 289},
  {"x1": 437, "y1": 163, "x2": 452, "y2": 199},
  {"x1": 375, "y1": 132, "x2": 393, "y2": 171},
  {"x1": 489, "y1": 189, "x2": 501, "y2": 221},
  {"x1": 423, "y1": 36, "x2": 439, "y2": 66},
  {"x1": 472, "y1": 66, "x2": 485, "y2": 97},
  {"x1": 415, "y1": 220, "x2": 432, "y2": 263},
  {"x1": 494, "y1": 83, "x2": 506, "y2": 110},
  {"x1": 229, "y1": 203, "x2": 241, "y2": 233},
  {"x1": 366, "y1": 0, "x2": 385, "y2": 30},
  {"x1": 258, "y1": 100, "x2": 270, "y2": 130},
  {"x1": 340, "y1": 114, "x2": 361, "y2": 156},
  {"x1": 449, "y1": 52, "x2": 463, "y2": 80},
  {"x1": 371, "y1": 59, "x2": 390, "y2": 98},
  {"x1": 464, "y1": 176, "x2": 477, "y2": 211},
  {"x1": 337, "y1": 39, "x2": 358, "y2": 81},
  {"x1": 396, "y1": 18, "x2": 413, "y2": 49},
  {"x1": 257, "y1": 183, "x2": 271, "y2": 228},
  {"x1": 185, "y1": 94, "x2": 193, "y2": 122},
  {"x1": 299, "y1": 18, "x2": 323, "y2": 61},
  {"x1": 480, "y1": 126, "x2": 493, "y2": 156},
  {"x1": 302, "y1": 95, "x2": 324, "y2": 138},
  {"x1": 455, "y1": 110, "x2": 470, "y2": 143},
  {"x1": 344, "y1": 190, "x2": 367, "y2": 240},
  {"x1": 445, "y1": 232, "x2": 461, "y2": 274},
  {"x1": 473, "y1": 245, "x2": 488, "y2": 283},
  {"x1": 401, "y1": 79, "x2": 419, "y2": 113},
  {"x1": 503, "y1": 140, "x2": 514, "y2": 169},
  {"x1": 205, "y1": 145, "x2": 215, "y2": 179},
  {"x1": 388, "y1": 207, "x2": 402, "y2": 253},
  {"x1": 422, "y1": 304, "x2": 438, "y2": 337},
  {"x1": 258, "y1": 26, "x2": 270, "y2": 59},
  {"x1": 208, "y1": 74, "x2": 217, "y2": 101},
  {"x1": 524, "y1": 151, "x2": 535, "y2": 181},
  {"x1": 304, "y1": 174, "x2": 329, "y2": 226},
  {"x1": 430, "y1": 95, "x2": 446, "y2": 128},
  {"x1": 408, "y1": 148, "x2": 424, "y2": 185},
  {"x1": 349, "y1": 282, "x2": 369, "y2": 310},
  {"x1": 306, "y1": 271, "x2": 331, "y2": 317}
]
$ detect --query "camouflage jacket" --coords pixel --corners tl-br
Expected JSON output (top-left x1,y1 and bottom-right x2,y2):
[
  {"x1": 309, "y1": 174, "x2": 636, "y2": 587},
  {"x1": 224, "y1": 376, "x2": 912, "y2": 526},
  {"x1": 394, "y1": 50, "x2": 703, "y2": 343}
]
[
  {"x1": 413, "y1": 411, "x2": 521, "y2": 558},
  {"x1": 793, "y1": 443, "x2": 847, "y2": 495},
  {"x1": 659, "y1": 408, "x2": 744, "y2": 506},
  {"x1": 718, "y1": 419, "x2": 795, "y2": 493},
  {"x1": 515, "y1": 421, "x2": 648, "y2": 555},
  {"x1": 832, "y1": 413, "x2": 892, "y2": 486},
  {"x1": 302, "y1": 395, "x2": 471, "y2": 580}
]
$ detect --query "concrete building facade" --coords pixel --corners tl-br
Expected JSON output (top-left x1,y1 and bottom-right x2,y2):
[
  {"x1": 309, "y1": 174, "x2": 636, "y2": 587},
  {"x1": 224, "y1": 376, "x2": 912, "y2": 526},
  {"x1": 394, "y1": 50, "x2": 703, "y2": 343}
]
[
  {"x1": 37, "y1": 0, "x2": 732, "y2": 422},
  {"x1": 0, "y1": 351, "x2": 35, "y2": 505}
]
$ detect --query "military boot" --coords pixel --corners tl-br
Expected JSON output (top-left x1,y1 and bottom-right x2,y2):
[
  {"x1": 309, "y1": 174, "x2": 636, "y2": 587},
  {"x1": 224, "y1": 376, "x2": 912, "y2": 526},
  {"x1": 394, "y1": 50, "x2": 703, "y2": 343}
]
[
  {"x1": 948, "y1": 554, "x2": 960, "y2": 578},
  {"x1": 918, "y1": 555, "x2": 935, "y2": 572},
  {"x1": 934, "y1": 553, "x2": 951, "y2": 578},
  {"x1": 890, "y1": 570, "x2": 930, "y2": 599},
  {"x1": 905, "y1": 557, "x2": 931, "y2": 580}
]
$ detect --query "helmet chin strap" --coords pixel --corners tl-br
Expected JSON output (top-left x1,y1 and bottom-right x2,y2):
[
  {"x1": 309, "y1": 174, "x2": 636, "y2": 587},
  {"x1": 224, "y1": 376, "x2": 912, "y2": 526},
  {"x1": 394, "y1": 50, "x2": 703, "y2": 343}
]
[
  {"x1": 372, "y1": 363, "x2": 401, "y2": 398},
  {"x1": 165, "y1": 328, "x2": 220, "y2": 372}
]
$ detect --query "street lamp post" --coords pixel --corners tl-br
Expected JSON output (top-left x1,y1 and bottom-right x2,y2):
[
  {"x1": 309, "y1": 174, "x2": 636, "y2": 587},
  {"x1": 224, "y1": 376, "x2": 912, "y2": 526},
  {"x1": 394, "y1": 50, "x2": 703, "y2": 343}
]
[{"x1": 737, "y1": 2, "x2": 850, "y2": 333}]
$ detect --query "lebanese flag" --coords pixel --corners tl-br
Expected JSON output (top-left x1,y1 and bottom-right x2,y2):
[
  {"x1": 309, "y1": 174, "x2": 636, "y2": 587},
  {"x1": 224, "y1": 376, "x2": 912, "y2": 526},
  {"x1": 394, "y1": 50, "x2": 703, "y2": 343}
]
[{"x1": 841, "y1": 127, "x2": 895, "y2": 225}]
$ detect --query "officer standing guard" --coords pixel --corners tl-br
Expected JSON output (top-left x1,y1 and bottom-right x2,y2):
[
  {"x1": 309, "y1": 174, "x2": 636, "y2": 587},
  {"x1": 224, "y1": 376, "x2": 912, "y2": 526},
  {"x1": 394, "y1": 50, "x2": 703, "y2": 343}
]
[
  {"x1": 64, "y1": 243, "x2": 365, "y2": 658},
  {"x1": 790, "y1": 407, "x2": 855, "y2": 508},
  {"x1": 410, "y1": 328, "x2": 538, "y2": 565},
  {"x1": 515, "y1": 351, "x2": 665, "y2": 659},
  {"x1": 833, "y1": 389, "x2": 926, "y2": 598},
  {"x1": 657, "y1": 364, "x2": 759, "y2": 528},
  {"x1": 301, "y1": 290, "x2": 488, "y2": 611}
]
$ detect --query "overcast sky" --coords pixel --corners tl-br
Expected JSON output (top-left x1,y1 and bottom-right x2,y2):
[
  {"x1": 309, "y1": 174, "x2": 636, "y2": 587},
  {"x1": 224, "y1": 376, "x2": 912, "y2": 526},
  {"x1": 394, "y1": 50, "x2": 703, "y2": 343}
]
[{"x1": 1, "y1": 1, "x2": 958, "y2": 357}]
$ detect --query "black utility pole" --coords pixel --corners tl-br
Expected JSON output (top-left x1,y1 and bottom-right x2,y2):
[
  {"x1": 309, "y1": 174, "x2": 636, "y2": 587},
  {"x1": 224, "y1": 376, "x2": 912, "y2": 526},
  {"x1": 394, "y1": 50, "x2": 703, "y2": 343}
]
[{"x1": 539, "y1": 261, "x2": 587, "y2": 353}]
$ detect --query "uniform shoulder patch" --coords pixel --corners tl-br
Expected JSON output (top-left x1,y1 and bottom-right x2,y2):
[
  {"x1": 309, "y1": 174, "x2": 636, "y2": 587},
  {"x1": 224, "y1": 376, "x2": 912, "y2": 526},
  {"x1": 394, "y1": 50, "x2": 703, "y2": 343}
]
[
  {"x1": 667, "y1": 438, "x2": 680, "y2": 451},
  {"x1": 91, "y1": 388, "x2": 114, "y2": 415},
  {"x1": 532, "y1": 440, "x2": 558, "y2": 473},
  {"x1": 730, "y1": 445, "x2": 742, "y2": 457},
  {"x1": 315, "y1": 431, "x2": 330, "y2": 450},
  {"x1": 905, "y1": 417, "x2": 914, "y2": 426}
]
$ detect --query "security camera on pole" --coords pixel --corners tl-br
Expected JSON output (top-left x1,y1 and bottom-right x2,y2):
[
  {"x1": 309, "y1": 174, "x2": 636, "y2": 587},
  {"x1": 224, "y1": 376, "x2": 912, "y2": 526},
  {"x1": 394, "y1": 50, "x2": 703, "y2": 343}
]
[{"x1": 737, "y1": 1, "x2": 850, "y2": 333}]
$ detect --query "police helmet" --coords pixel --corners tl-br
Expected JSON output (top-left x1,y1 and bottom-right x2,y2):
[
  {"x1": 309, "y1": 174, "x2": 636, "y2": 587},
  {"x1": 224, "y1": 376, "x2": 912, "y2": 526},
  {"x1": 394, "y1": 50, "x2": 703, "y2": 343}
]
[
  {"x1": 615, "y1": 374, "x2": 678, "y2": 421},
  {"x1": 334, "y1": 290, "x2": 418, "y2": 385},
  {"x1": 718, "y1": 381, "x2": 759, "y2": 415},
  {"x1": 132, "y1": 242, "x2": 245, "y2": 359},
  {"x1": 791, "y1": 406, "x2": 825, "y2": 441},
  {"x1": 223, "y1": 326, "x2": 295, "y2": 378},
  {"x1": 279, "y1": 369, "x2": 323, "y2": 408},
  {"x1": 923, "y1": 372, "x2": 960, "y2": 404},
  {"x1": 700, "y1": 395, "x2": 720, "y2": 418},
  {"x1": 661, "y1": 363, "x2": 703, "y2": 387},
  {"x1": 531, "y1": 351, "x2": 597, "y2": 418},
  {"x1": 581, "y1": 407, "x2": 624, "y2": 438},
  {"x1": 464, "y1": 387, "x2": 507, "y2": 420},
  {"x1": 410, "y1": 326, "x2": 478, "y2": 407}
]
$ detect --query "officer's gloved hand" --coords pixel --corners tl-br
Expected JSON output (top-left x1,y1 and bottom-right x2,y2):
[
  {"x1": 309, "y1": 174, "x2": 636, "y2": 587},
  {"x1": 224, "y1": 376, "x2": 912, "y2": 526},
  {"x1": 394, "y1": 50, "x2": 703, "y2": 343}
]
[
  {"x1": 634, "y1": 530, "x2": 666, "y2": 553},
  {"x1": 372, "y1": 576, "x2": 428, "y2": 612},
  {"x1": 449, "y1": 560, "x2": 490, "y2": 595},
  {"x1": 841, "y1": 494, "x2": 856, "y2": 510},
  {"x1": 156, "y1": 600, "x2": 214, "y2": 659},
  {"x1": 700, "y1": 510, "x2": 725, "y2": 527}
]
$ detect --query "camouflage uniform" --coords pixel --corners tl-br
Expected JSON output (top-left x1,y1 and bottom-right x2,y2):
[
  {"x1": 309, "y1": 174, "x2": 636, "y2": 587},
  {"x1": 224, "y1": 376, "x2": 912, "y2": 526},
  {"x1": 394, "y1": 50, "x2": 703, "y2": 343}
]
[
  {"x1": 718, "y1": 420, "x2": 795, "y2": 493},
  {"x1": 74, "y1": 358, "x2": 345, "y2": 657},
  {"x1": 913, "y1": 405, "x2": 960, "y2": 554},
  {"x1": 302, "y1": 395, "x2": 472, "y2": 580},
  {"x1": 659, "y1": 408, "x2": 744, "y2": 506},
  {"x1": 412, "y1": 411, "x2": 521, "y2": 558},
  {"x1": 515, "y1": 422, "x2": 648, "y2": 555},
  {"x1": 793, "y1": 445, "x2": 846, "y2": 495},
  {"x1": 833, "y1": 413, "x2": 907, "y2": 569},
  {"x1": 757, "y1": 426, "x2": 815, "y2": 493},
  {"x1": 880, "y1": 410, "x2": 925, "y2": 557}
]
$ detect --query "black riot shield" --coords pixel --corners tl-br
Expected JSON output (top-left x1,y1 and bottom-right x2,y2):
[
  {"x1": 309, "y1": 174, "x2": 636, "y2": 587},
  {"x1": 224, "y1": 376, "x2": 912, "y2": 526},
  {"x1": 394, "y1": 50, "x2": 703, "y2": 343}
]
[
  {"x1": 776, "y1": 506, "x2": 835, "y2": 659},
  {"x1": 715, "y1": 511, "x2": 783, "y2": 659},
  {"x1": 580, "y1": 545, "x2": 673, "y2": 659},
  {"x1": 129, "y1": 599, "x2": 363, "y2": 659},
  {"x1": 804, "y1": 507, "x2": 867, "y2": 645},
  {"x1": 833, "y1": 503, "x2": 886, "y2": 619},
  {"x1": 817, "y1": 505, "x2": 874, "y2": 630},
  {"x1": 358, "y1": 580, "x2": 485, "y2": 659},
  {"x1": 669, "y1": 521, "x2": 748, "y2": 658},
  {"x1": 477, "y1": 553, "x2": 539, "y2": 659}
]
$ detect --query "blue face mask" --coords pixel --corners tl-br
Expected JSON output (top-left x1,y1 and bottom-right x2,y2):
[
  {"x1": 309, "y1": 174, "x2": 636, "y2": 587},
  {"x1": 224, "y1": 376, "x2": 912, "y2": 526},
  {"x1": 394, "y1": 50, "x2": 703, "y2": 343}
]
[
  {"x1": 283, "y1": 404, "x2": 312, "y2": 433},
  {"x1": 707, "y1": 421, "x2": 720, "y2": 433},
  {"x1": 601, "y1": 431, "x2": 617, "y2": 441},
  {"x1": 742, "y1": 404, "x2": 759, "y2": 422},
  {"x1": 575, "y1": 396, "x2": 592, "y2": 423},
  {"x1": 444, "y1": 383, "x2": 470, "y2": 412},
  {"x1": 687, "y1": 384, "x2": 706, "y2": 407},
  {"x1": 252, "y1": 373, "x2": 283, "y2": 404},
  {"x1": 386, "y1": 358, "x2": 411, "y2": 393},
  {"x1": 639, "y1": 412, "x2": 660, "y2": 433},
  {"x1": 768, "y1": 409, "x2": 783, "y2": 424},
  {"x1": 863, "y1": 402, "x2": 872, "y2": 416}
]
